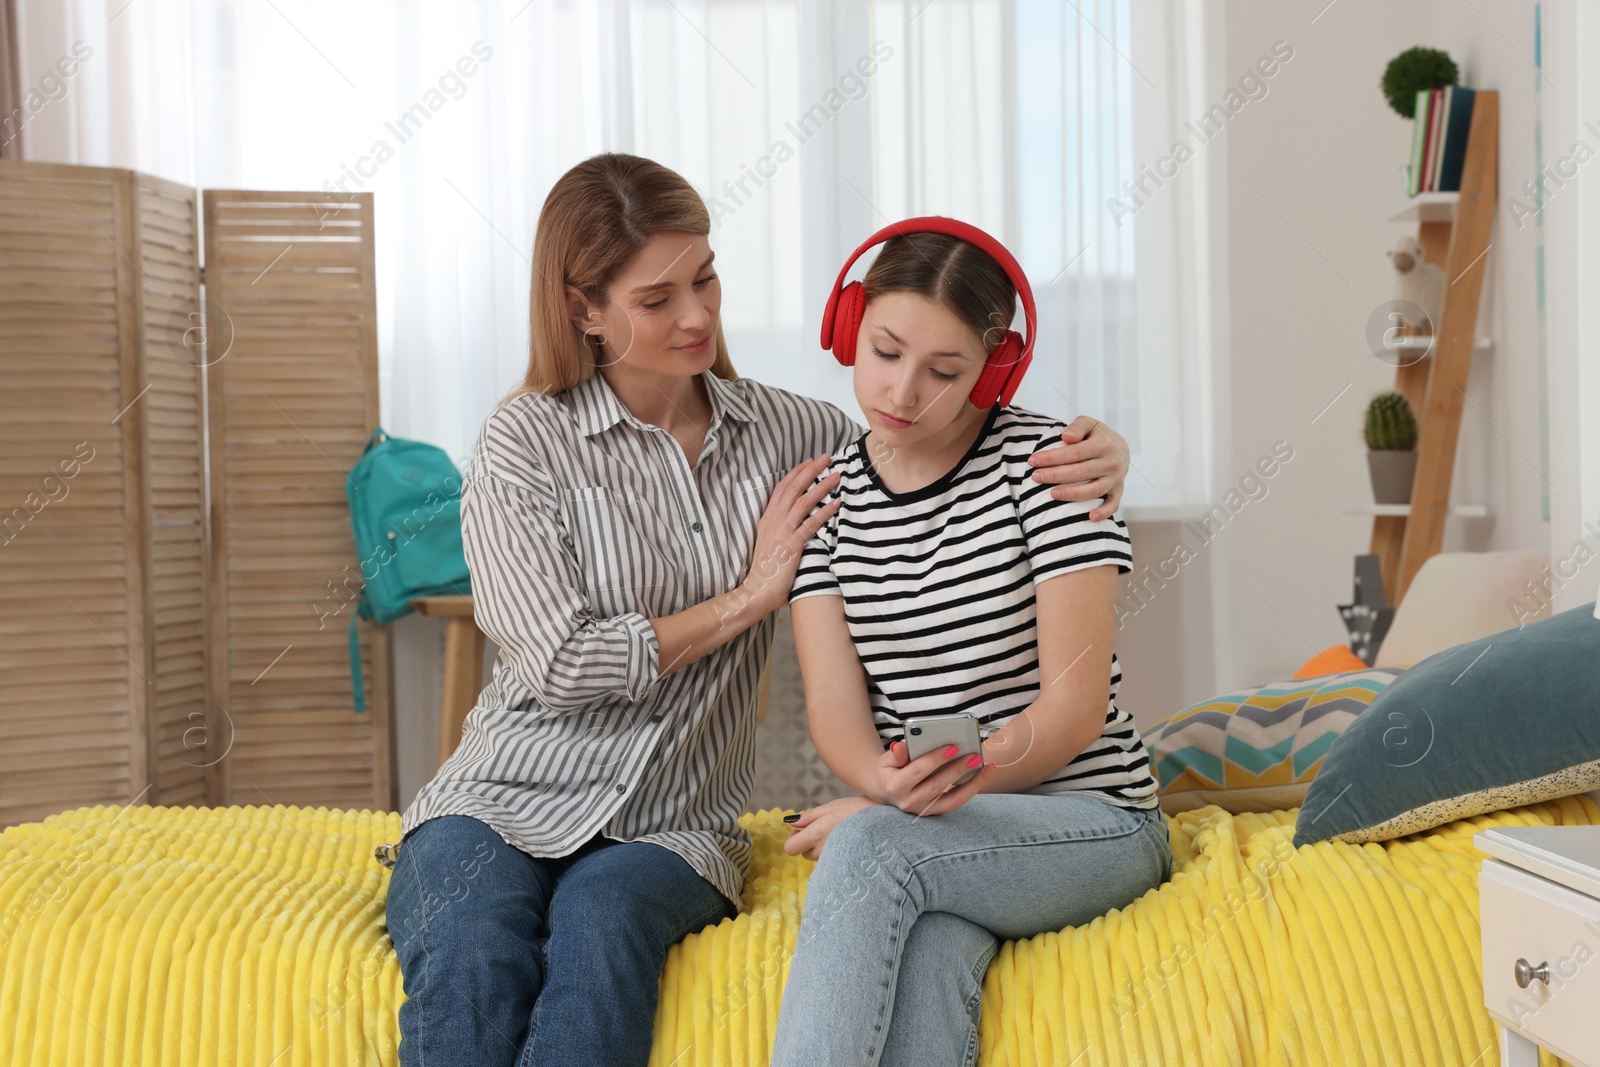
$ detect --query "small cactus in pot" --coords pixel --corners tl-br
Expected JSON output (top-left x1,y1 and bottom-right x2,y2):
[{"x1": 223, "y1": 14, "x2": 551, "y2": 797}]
[
  {"x1": 1364, "y1": 390, "x2": 1418, "y2": 450},
  {"x1": 1363, "y1": 391, "x2": 1418, "y2": 504}
]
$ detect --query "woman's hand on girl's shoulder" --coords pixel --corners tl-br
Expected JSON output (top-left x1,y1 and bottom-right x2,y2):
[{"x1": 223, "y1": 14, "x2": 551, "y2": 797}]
[
  {"x1": 742, "y1": 454, "x2": 843, "y2": 615},
  {"x1": 783, "y1": 795, "x2": 878, "y2": 861},
  {"x1": 1026, "y1": 417, "x2": 1131, "y2": 522}
]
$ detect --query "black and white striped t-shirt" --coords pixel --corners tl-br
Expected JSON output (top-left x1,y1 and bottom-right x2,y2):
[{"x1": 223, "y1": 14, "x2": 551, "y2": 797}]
[
  {"x1": 398, "y1": 368, "x2": 863, "y2": 911},
  {"x1": 788, "y1": 403, "x2": 1160, "y2": 810}
]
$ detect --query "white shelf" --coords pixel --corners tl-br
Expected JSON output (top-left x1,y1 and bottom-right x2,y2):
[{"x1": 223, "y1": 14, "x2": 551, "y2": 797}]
[
  {"x1": 1341, "y1": 503, "x2": 1488, "y2": 518},
  {"x1": 1388, "y1": 191, "x2": 1459, "y2": 223},
  {"x1": 1382, "y1": 335, "x2": 1494, "y2": 352}
]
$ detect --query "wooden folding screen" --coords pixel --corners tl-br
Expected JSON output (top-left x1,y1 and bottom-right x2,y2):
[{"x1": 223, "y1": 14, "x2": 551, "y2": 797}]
[
  {"x1": 0, "y1": 162, "x2": 392, "y2": 827},
  {"x1": 0, "y1": 162, "x2": 211, "y2": 825},
  {"x1": 202, "y1": 190, "x2": 392, "y2": 811}
]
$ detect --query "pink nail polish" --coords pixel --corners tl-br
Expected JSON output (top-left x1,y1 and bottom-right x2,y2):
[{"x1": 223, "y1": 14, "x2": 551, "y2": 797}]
[
  {"x1": 966, "y1": 754, "x2": 982, "y2": 767},
  {"x1": 942, "y1": 744, "x2": 958, "y2": 759}
]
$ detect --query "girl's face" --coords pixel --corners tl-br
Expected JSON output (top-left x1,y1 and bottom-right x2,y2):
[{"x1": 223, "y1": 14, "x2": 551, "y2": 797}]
[
  {"x1": 851, "y1": 290, "x2": 992, "y2": 444},
  {"x1": 567, "y1": 231, "x2": 721, "y2": 374}
]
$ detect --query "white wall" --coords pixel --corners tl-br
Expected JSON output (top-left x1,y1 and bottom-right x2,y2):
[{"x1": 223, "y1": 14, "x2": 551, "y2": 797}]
[{"x1": 1539, "y1": 0, "x2": 1600, "y2": 615}]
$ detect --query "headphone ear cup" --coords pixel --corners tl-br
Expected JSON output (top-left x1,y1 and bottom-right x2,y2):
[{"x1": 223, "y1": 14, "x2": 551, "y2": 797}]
[
  {"x1": 831, "y1": 282, "x2": 866, "y2": 366},
  {"x1": 995, "y1": 339, "x2": 1032, "y2": 406},
  {"x1": 969, "y1": 331, "x2": 1025, "y2": 407}
]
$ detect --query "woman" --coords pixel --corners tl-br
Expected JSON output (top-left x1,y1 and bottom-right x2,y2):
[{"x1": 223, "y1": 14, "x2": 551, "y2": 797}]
[
  {"x1": 382, "y1": 153, "x2": 1135, "y2": 1067},
  {"x1": 769, "y1": 221, "x2": 1172, "y2": 1067}
]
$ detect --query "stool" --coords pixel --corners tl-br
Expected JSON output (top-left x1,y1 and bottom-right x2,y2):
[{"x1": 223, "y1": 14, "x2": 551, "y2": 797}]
[{"x1": 409, "y1": 595, "x2": 485, "y2": 769}]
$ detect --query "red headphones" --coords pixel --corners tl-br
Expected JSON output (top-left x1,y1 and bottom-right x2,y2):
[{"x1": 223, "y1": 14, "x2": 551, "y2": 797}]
[{"x1": 819, "y1": 216, "x2": 1036, "y2": 408}]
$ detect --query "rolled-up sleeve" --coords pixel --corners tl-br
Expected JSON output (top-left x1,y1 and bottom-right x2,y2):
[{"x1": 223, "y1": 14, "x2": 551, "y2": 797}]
[{"x1": 460, "y1": 459, "x2": 660, "y2": 711}]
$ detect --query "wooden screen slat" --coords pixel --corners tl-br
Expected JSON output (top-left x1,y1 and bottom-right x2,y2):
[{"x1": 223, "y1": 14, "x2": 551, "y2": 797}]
[
  {"x1": 203, "y1": 189, "x2": 392, "y2": 812},
  {"x1": 135, "y1": 172, "x2": 215, "y2": 805},
  {"x1": 0, "y1": 162, "x2": 142, "y2": 825}
]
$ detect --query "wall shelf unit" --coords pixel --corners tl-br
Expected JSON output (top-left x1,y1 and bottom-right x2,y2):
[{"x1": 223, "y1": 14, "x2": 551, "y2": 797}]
[{"x1": 1368, "y1": 89, "x2": 1498, "y2": 606}]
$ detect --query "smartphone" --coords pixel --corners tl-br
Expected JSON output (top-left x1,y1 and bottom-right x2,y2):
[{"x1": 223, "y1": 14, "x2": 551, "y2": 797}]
[{"x1": 903, "y1": 712, "x2": 984, "y2": 787}]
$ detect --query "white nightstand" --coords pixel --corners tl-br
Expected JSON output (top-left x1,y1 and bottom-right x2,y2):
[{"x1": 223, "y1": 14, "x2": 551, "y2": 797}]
[{"x1": 1477, "y1": 826, "x2": 1600, "y2": 1067}]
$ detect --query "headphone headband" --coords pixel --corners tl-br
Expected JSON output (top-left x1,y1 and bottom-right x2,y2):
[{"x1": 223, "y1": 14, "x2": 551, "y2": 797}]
[{"x1": 819, "y1": 215, "x2": 1036, "y2": 363}]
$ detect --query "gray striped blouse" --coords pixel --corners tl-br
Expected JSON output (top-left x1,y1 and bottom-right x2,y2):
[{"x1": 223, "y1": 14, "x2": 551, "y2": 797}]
[{"x1": 397, "y1": 368, "x2": 861, "y2": 910}]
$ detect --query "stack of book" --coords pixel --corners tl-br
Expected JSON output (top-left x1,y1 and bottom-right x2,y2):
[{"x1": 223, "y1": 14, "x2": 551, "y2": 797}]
[{"x1": 1407, "y1": 85, "x2": 1477, "y2": 196}]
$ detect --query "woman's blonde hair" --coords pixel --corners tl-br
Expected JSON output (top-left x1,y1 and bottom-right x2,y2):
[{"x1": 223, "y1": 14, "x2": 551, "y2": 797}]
[{"x1": 498, "y1": 153, "x2": 736, "y2": 407}]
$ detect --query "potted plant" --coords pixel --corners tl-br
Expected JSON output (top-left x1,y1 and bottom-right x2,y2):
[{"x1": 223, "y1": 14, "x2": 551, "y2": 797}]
[
  {"x1": 1364, "y1": 390, "x2": 1418, "y2": 504},
  {"x1": 1380, "y1": 46, "x2": 1458, "y2": 119}
]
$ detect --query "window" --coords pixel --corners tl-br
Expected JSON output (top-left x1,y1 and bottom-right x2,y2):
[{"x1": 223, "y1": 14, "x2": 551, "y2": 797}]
[{"x1": 20, "y1": 0, "x2": 1218, "y2": 513}]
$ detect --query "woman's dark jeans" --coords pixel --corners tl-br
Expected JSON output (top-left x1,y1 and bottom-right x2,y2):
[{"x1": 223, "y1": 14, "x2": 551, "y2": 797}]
[{"x1": 384, "y1": 814, "x2": 737, "y2": 1067}]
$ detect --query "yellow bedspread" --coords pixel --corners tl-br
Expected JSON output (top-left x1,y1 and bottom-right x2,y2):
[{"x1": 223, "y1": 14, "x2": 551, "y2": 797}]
[{"x1": 2, "y1": 798, "x2": 1595, "y2": 1066}]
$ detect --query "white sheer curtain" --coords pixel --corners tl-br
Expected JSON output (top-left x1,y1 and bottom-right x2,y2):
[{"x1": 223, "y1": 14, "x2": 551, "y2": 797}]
[{"x1": 14, "y1": 0, "x2": 1215, "y2": 512}]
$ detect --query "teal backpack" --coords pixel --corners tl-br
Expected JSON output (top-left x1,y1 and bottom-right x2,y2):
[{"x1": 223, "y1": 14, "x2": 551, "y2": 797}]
[{"x1": 344, "y1": 427, "x2": 473, "y2": 712}]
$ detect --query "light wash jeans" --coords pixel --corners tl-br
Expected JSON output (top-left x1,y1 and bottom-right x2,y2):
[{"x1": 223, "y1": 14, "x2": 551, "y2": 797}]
[{"x1": 769, "y1": 793, "x2": 1173, "y2": 1067}]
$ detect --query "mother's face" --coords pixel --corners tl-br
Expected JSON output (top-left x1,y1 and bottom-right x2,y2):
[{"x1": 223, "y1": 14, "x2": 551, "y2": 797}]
[{"x1": 567, "y1": 231, "x2": 722, "y2": 375}]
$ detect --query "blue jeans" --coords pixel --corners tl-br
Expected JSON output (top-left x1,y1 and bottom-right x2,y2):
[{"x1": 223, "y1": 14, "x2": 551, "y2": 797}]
[
  {"x1": 769, "y1": 794, "x2": 1173, "y2": 1067},
  {"x1": 384, "y1": 814, "x2": 738, "y2": 1067}
]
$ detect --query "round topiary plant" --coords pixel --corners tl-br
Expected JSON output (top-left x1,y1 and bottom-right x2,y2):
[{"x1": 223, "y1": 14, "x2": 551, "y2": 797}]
[{"x1": 1382, "y1": 47, "x2": 1459, "y2": 119}]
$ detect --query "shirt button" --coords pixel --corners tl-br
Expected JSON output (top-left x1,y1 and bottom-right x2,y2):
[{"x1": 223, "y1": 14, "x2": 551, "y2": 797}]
[
  {"x1": 615, "y1": 783, "x2": 626, "y2": 794},
  {"x1": 690, "y1": 521, "x2": 703, "y2": 533},
  {"x1": 648, "y1": 714, "x2": 663, "y2": 723}
]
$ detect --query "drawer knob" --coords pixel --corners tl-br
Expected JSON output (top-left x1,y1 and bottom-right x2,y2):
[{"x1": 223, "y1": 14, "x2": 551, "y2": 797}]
[{"x1": 1514, "y1": 958, "x2": 1551, "y2": 989}]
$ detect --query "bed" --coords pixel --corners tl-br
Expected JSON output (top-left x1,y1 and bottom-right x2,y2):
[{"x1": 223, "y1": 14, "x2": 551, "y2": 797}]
[{"x1": 2, "y1": 795, "x2": 1595, "y2": 1066}]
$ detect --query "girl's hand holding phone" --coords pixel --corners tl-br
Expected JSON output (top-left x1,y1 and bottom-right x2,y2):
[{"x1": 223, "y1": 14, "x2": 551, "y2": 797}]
[{"x1": 875, "y1": 739, "x2": 995, "y2": 817}]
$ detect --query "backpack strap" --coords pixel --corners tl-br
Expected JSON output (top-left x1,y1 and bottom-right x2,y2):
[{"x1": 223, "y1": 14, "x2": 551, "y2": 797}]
[
  {"x1": 344, "y1": 429, "x2": 385, "y2": 715},
  {"x1": 348, "y1": 614, "x2": 367, "y2": 714}
]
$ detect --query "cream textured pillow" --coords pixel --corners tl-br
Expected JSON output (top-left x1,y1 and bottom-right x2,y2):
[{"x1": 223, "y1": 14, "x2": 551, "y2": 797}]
[{"x1": 1374, "y1": 551, "x2": 1550, "y2": 668}]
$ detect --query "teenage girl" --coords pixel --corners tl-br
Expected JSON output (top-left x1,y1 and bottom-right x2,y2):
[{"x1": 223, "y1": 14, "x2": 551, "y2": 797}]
[{"x1": 770, "y1": 218, "x2": 1173, "y2": 1067}]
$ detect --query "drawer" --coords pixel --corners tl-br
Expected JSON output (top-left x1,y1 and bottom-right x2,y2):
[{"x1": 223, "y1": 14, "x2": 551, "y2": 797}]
[{"x1": 1481, "y1": 857, "x2": 1600, "y2": 1062}]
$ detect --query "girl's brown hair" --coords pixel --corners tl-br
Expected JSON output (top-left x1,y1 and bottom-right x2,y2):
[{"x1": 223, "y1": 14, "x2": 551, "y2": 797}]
[
  {"x1": 499, "y1": 153, "x2": 736, "y2": 406},
  {"x1": 861, "y1": 232, "x2": 1017, "y2": 355}
]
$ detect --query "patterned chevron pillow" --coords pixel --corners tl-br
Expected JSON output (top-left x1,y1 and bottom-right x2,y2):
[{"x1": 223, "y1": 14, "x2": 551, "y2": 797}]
[{"x1": 1144, "y1": 667, "x2": 1408, "y2": 815}]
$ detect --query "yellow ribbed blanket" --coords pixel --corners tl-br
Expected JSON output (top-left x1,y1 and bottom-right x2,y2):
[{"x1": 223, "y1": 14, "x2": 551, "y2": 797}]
[{"x1": 2, "y1": 798, "x2": 1594, "y2": 1066}]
